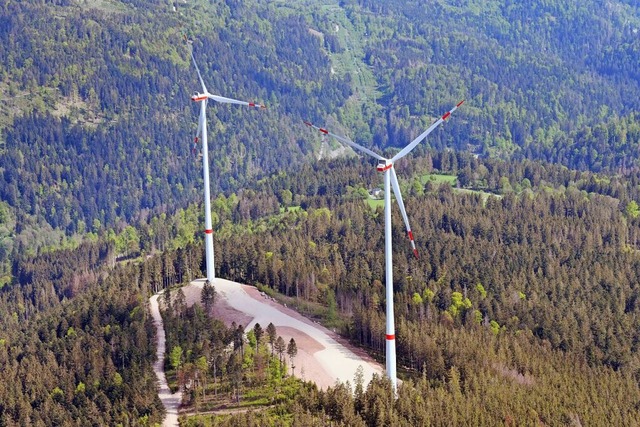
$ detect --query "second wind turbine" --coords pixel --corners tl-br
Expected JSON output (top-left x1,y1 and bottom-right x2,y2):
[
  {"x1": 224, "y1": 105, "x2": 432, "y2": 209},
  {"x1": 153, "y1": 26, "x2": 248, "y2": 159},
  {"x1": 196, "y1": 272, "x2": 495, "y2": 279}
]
[
  {"x1": 189, "y1": 44, "x2": 265, "y2": 283},
  {"x1": 305, "y1": 100, "x2": 463, "y2": 391}
]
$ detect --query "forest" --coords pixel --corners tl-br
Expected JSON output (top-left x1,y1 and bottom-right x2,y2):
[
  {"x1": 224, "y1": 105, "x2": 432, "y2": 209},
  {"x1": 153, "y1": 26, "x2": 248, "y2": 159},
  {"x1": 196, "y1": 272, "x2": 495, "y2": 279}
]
[
  {"x1": 0, "y1": 0, "x2": 639, "y2": 270},
  {"x1": 1, "y1": 0, "x2": 640, "y2": 424},
  {"x1": 4, "y1": 152, "x2": 640, "y2": 424}
]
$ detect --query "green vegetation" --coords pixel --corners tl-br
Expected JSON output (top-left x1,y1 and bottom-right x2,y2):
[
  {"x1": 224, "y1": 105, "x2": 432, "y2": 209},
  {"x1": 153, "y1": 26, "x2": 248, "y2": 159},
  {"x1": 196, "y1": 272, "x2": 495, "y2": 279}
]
[
  {"x1": 0, "y1": 0, "x2": 352, "y2": 269},
  {"x1": 208, "y1": 151, "x2": 640, "y2": 423},
  {"x1": 0, "y1": 240, "x2": 163, "y2": 425},
  {"x1": 2, "y1": 0, "x2": 638, "y2": 270},
  {"x1": 421, "y1": 173, "x2": 458, "y2": 186},
  {"x1": 2, "y1": 0, "x2": 640, "y2": 424},
  {"x1": 279, "y1": 205, "x2": 302, "y2": 214},
  {"x1": 160, "y1": 295, "x2": 304, "y2": 422},
  {"x1": 365, "y1": 197, "x2": 385, "y2": 210},
  {"x1": 4, "y1": 149, "x2": 640, "y2": 423}
]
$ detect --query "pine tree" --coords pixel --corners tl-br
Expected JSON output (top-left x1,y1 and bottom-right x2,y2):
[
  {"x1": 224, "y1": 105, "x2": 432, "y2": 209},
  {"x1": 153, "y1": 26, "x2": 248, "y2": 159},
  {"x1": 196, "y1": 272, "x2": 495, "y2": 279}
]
[
  {"x1": 266, "y1": 323, "x2": 277, "y2": 356},
  {"x1": 201, "y1": 280, "x2": 216, "y2": 313},
  {"x1": 287, "y1": 338, "x2": 298, "y2": 376}
]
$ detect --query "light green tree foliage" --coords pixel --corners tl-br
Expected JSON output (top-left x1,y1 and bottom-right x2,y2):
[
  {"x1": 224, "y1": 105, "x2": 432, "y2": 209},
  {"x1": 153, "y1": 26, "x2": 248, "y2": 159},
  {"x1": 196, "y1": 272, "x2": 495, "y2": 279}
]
[
  {"x1": 0, "y1": 204, "x2": 8, "y2": 225},
  {"x1": 449, "y1": 291, "x2": 472, "y2": 316},
  {"x1": 412, "y1": 177, "x2": 425, "y2": 196},
  {"x1": 50, "y1": 387, "x2": 64, "y2": 402},
  {"x1": 412, "y1": 292, "x2": 423, "y2": 305},
  {"x1": 116, "y1": 225, "x2": 140, "y2": 257},
  {"x1": 475, "y1": 283, "x2": 487, "y2": 299},
  {"x1": 472, "y1": 310, "x2": 483, "y2": 325},
  {"x1": 490, "y1": 320, "x2": 501, "y2": 335},
  {"x1": 625, "y1": 201, "x2": 640, "y2": 219},
  {"x1": 195, "y1": 356, "x2": 207, "y2": 374},
  {"x1": 113, "y1": 372, "x2": 123, "y2": 387},
  {"x1": 280, "y1": 189, "x2": 293, "y2": 206},
  {"x1": 173, "y1": 207, "x2": 199, "y2": 249},
  {"x1": 246, "y1": 330, "x2": 257, "y2": 355},
  {"x1": 345, "y1": 185, "x2": 369, "y2": 200},
  {"x1": 170, "y1": 345, "x2": 183, "y2": 370},
  {"x1": 499, "y1": 176, "x2": 513, "y2": 194},
  {"x1": 75, "y1": 382, "x2": 86, "y2": 394},
  {"x1": 311, "y1": 207, "x2": 331, "y2": 220},
  {"x1": 423, "y1": 288, "x2": 435, "y2": 302}
]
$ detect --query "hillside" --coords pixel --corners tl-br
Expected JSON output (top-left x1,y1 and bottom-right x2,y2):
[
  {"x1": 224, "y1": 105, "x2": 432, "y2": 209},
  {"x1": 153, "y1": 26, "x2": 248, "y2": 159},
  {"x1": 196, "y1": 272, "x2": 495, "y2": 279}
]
[
  {"x1": 336, "y1": 0, "x2": 640, "y2": 164},
  {"x1": 186, "y1": 153, "x2": 640, "y2": 425},
  {"x1": 2, "y1": 0, "x2": 640, "y2": 424},
  {"x1": 4, "y1": 152, "x2": 640, "y2": 424},
  {"x1": 0, "y1": 0, "x2": 350, "y2": 268},
  {"x1": 1, "y1": 0, "x2": 639, "y2": 257}
]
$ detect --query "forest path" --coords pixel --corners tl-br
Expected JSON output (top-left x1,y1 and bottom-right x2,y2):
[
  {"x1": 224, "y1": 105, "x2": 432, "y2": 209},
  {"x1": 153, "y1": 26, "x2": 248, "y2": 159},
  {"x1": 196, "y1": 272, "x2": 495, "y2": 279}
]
[{"x1": 150, "y1": 293, "x2": 182, "y2": 427}]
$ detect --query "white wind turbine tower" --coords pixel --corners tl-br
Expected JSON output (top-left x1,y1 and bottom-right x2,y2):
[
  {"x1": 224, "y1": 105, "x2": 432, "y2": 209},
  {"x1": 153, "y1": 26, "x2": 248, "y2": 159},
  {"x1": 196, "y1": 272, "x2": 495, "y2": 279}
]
[
  {"x1": 304, "y1": 100, "x2": 463, "y2": 391},
  {"x1": 189, "y1": 45, "x2": 265, "y2": 283}
]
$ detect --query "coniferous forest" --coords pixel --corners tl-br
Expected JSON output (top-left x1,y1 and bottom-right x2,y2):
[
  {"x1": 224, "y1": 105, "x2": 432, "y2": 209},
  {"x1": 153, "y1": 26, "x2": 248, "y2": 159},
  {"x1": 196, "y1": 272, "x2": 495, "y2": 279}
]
[{"x1": 1, "y1": 0, "x2": 640, "y2": 425}]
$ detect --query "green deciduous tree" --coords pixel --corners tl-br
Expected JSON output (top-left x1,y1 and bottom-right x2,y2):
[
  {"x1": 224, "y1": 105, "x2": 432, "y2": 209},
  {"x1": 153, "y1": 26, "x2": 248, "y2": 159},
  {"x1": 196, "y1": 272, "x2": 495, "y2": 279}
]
[{"x1": 170, "y1": 346, "x2": 183, "y2": 371}]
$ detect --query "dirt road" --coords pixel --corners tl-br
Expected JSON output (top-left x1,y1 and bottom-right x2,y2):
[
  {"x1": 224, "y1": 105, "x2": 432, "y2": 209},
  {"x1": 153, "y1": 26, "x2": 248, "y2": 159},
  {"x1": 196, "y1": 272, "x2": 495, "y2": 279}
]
[{"x1": 150, "y1": 293, "x2": 182, "y2": 427}]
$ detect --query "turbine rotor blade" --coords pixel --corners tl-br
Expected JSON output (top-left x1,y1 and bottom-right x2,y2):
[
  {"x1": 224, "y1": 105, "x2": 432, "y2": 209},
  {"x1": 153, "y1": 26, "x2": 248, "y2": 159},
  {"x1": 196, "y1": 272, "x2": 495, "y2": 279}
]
[
  {"x1": 188, "y1": 45, "x2": 208, "y2": 94},
  {"x1": 391, "y1": 100, "x2": 464, "y2": 162},
  {"x1": 208, "y1": 94, "x2": 266, "y2": 108},
  {"x1": 390, "y1": 167, "x2": 419, "y2": 258},
  {"x1": 303, "y1": 120, "x2": 386, "y2": 161},
  {"x1": 196, "y1": 100, "x2": 205, "y2": 139},
  {"x1": 192, "y1": 100, "x2": 206, "y2": 155},
  {"x1": 189, "y1": 44, "x2": 265, "y2": 109}
]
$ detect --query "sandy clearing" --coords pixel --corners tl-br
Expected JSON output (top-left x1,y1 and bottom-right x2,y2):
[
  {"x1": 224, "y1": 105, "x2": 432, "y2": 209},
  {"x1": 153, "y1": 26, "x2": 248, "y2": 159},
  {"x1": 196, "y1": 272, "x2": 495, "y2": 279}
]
[
  {"x1": 186, "y1": 278, "x2": 384, "y2": 390},
  {"x1": 150, "y1": 293, "x2": 182, "y2": 427}
]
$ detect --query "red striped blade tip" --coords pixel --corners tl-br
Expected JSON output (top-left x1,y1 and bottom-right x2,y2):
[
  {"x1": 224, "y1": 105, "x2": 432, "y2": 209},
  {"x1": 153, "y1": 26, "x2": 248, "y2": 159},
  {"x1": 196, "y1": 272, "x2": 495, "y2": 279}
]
[{"x1": 456, "y1": 100, "x2": 465, "y2": 107}]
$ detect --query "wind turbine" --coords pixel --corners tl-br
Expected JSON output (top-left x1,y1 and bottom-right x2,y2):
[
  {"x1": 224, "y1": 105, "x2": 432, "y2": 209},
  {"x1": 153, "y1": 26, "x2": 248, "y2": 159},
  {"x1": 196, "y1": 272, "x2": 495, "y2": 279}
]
[
  {"x1": 304, "y1": 100, "x2": 464, "y2": 391},
  {"x1": 189, "y1": 44, "x2": 265, "y2": 283}
]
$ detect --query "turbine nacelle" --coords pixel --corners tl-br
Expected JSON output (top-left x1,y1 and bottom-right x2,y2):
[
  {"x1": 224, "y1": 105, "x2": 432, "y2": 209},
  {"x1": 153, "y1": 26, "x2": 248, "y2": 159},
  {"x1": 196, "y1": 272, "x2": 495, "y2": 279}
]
[
  {"x1": 191, "y1": 92, "x2": 207, "y2": 102},
  {"x1": 377, "y1": 161, "x2": 393, "y2": 173}
]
